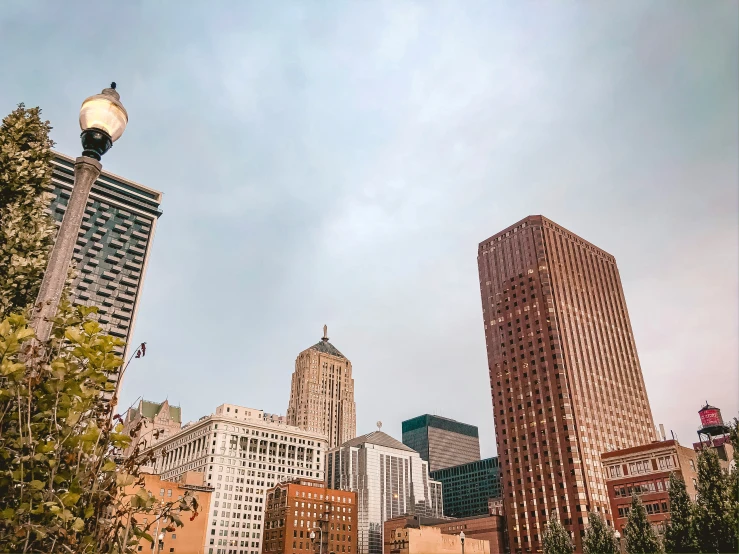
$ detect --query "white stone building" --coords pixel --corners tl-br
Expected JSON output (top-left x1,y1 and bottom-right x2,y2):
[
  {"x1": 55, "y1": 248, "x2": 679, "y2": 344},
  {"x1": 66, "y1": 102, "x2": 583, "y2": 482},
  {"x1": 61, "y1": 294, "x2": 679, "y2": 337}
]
[{"x1": 149, "y1": 404, "x2": 327, "y2": 554}]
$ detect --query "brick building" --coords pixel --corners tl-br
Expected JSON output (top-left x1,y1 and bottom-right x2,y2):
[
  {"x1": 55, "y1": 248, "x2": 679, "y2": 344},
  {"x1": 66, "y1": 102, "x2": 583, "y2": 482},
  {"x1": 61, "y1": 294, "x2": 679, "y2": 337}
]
[
  {"x1": 477, "y1": 216, "x2": 657, "y2": 553},
  {"x1": 129, "y1": 471, "x2": 213, "y2": 554},
  {"x1": 601, "y1": 440, "x2": 698, "y2": 536},
  {"x1": 263, "y1": 479, "x2": 357, "y2": 554}
]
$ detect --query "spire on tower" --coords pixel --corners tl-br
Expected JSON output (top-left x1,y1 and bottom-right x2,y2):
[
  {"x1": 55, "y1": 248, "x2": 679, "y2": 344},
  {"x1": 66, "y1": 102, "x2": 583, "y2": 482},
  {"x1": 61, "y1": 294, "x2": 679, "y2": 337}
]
[{"x1": 322, "y1": 324, "x2": 329, "y2": 342}]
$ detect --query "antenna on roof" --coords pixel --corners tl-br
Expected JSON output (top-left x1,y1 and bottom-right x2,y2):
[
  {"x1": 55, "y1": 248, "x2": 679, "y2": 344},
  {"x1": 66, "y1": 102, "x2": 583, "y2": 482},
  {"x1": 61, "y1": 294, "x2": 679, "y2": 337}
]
[{"x1": 377, "y1": 421, "x2": 382, "y2": 432}]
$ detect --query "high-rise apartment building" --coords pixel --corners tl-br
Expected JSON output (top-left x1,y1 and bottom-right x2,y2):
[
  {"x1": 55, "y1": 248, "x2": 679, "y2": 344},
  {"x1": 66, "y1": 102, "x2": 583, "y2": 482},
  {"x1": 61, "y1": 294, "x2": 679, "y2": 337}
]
[
  {"x1": 477, "y1": 215, "x2": 657, "y2": 553},
  {"x1": 429, "y1": 457, "x2": 501, "y2": 518},
  {"x1": 402, "y1": 415, "x2": 481, "y2": 472},
  {"x1": 47, "y1": 152, "x2": 162, "y2": 364},
  {"x1": 148, "y1": 404, "x2": 327, "y2": 554},
  {"x1": 263, "y1": 478, "x2": 358, "y2": 554},
  {"x1": 287, "y1": 326, "x2": 357, "y2": 449},
  {"x1": 327, "y1": 431, "x2": 443, "y2": 554}
]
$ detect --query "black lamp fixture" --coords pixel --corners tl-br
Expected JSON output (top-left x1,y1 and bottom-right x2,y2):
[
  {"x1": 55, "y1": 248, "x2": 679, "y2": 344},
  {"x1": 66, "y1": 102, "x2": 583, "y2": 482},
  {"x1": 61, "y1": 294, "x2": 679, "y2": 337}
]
[{"x1": 79, "y1": 82, "x2": 128, "y2": 160}]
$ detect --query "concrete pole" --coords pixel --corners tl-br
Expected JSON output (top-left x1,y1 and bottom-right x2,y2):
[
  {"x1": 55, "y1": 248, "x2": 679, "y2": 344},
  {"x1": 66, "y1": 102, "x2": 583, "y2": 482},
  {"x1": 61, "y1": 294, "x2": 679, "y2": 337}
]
[{"x1": 32, "y1": 156, "x2": 101, "y2": 341}]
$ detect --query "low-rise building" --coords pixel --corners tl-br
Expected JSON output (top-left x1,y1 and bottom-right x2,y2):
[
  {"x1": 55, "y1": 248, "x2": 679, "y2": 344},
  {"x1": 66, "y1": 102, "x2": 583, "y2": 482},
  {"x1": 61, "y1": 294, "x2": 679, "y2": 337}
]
[
  {"x1": 430, "y1": 458, "x2": 501, "y2": 518},
  {"x1": 128, "y1": 471, "x2": 213, "y2": 554},
  {"x1": 146, "y1": 403, "x2": 327, "y2": 554},
  {"x1": 693, "y1": 435, "x2": 736, "y2": 472},
  {"x1": 601, "y1": 440, "x2": 698, "y2": 536},
  {"x1": 263, "y1": 478, "x2": 358, "y2": 554},
  {"x1": 388, "y1": 525, "x2": 490, "y2": 554},
  {"x1": 383, "y1": 514, "x2": 505, "y2": 554}
]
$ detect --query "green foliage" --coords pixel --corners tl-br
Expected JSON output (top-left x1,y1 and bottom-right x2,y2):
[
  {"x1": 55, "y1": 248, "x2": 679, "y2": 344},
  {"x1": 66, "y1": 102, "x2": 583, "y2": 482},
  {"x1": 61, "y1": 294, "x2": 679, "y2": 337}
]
[
  {"x1": 542, "y1": 519, "x2": 574, "y2": 554},
  {"x1": 624, "y1": 494, "x2": 662, "y2": 554},
  {"x1": 0, "y1": 104, "x2": 57, "y2": 319},
  {"x1": 0, "y1": 304, "x2": 197, "y2": 553},
  {"x1": 692, "y1": 448, "x2": 733, "y2": 553},
  {"x1": 663, "y1": 473, "x2": 695, "y2": 553},
  {"x1": 727, "y1": 419, "x2": 739, "y2": 553},
  {"x1": 583, "y1": 512, "x2": 617, "y2": 554},
  {"x1": 0, "y1": 104, "x2": 197, "y2": 553}
]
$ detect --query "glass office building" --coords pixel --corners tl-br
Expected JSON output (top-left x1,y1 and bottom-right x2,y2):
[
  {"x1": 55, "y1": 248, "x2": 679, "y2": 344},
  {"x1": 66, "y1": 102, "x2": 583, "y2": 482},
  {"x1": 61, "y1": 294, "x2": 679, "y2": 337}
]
[
  {"x1": 402, "y1": 414, "x2": 481, "y2": 472},
  {"x1": 327, "y1": 431, "x2": 443, "y2": 554},
  {"x1": 430, "y1": 457, "x2": 502, "y2": 518}
]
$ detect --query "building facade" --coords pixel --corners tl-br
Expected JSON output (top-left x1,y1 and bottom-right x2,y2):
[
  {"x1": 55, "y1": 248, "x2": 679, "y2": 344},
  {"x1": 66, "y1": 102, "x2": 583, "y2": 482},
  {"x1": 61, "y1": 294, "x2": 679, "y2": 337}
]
[
  {"x1": 122, "y1": 399, "x2": 182, "y2": 457},
  {"x1": 402, "y1": 415, "x2": 481, "y2": 472},
  {"x1": 384, "y1": 514, "x2": 505, "y2": 554},
  {"x1": 327, "y1": 431, "x2": 443, "y2": 554},
  {"x1": 263, "y1": 478, "x2": 358, "y2": 554},
  {"x1": 477, "y1": 215, "x2": 657, "y2": 553},
  {"x1": 287, "y1": 327, "x2": 357, "y2": 449},
  {"x1": 602, "y1": 440, "x2": 698, "y2": 536},
  {"x1": 127, "y1": 471, "x2": 213, "y2": 554},
  {"x1": 148, "y1": 404, "x2": 327, "y2": 554},
  {"x1": 48, "y1": 152, "x2": 162, "y2": 365},
  {"x1": 387, "y1": 525, "x2": 490, "y2": 554},
  {"x1": 429, "y1": 458, "x2": 501, "y2": 518}
]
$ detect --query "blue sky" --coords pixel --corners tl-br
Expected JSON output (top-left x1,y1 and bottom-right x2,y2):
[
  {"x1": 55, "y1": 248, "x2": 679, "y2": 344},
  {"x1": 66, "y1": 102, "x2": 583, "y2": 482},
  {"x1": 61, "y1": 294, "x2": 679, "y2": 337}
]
[{"x1": 1, "y1": 1, "x2": 737, "y2": 456}]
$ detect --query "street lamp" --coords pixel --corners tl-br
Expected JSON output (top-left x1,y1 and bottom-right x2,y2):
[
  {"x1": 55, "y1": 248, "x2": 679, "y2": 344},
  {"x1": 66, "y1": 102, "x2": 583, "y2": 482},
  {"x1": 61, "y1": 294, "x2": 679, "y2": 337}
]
[
  {"x1": 460, "y1": 531, "x2": 465, "y2": 554},
  {"x1": 32, "y1": 83, "x2": 128, "y2": 341},
  {"x1": 614, "y1": 530, "x2": 624, "y2": 554},
  {"x1": 310, "y1": 527, "x2": 323, "y2": 554}
]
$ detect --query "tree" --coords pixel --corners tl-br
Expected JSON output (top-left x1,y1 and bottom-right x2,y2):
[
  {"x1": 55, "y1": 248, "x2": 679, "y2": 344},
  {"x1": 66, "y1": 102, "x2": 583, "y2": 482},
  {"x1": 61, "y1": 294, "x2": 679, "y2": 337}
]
[
  {"x1": 727, "y1": 418, "x2": 739, "y2": 553},
  {"x1": 542, "y1": 519, "x2": 574, "y2": 554},
  {"x1": 663, "y1": 473, "x2": 695, "y2": 553},
  {"x1": 0, "y1": 104, "x2": 197, "y2": 553},
  {"x1": 0, "y1": 104, "x2": 57, "y2": 319},
  {"x1": 624, "y1": 494, "x2": 662, "y2": 554},
  {"x1": 583, "y1": 512, "x2": 618, "y2": 554},
  {"x1": 692, "y1": 448, "x2": 733, "y2": 553}
]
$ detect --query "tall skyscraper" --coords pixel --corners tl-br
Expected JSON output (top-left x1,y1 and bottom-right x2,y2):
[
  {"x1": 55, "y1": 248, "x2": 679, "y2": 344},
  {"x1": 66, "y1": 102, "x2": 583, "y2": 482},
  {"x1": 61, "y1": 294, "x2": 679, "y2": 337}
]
[
  {"x1": 47, "y1": 152, "x2": 162, "y2": 366},
  {"x1": 327, "y1": 431, "x2": 443, "y2": 554},
  {"x1": 477, "y1": 215, "x2": 657, "y2": 553},
  {"x1": 402, "y1": 414, "x2": 481, "y2": 472},
  {"x1": 287, "y1": 326, "x2": 357, "y2": 449}
]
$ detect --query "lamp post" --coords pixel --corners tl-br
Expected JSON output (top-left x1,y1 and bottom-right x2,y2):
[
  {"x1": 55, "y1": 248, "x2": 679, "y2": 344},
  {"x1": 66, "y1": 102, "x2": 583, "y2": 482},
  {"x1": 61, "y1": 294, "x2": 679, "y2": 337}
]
[
  {"x1": 32, "y1": 83, "x2": 128, "y2": 341},
  {"x1": 614, "y1": 530, "x2": 624, "y2": 554},
  {"x1": 460, "y1": 531, "x2": 465, "y2": 554},
  {"x1": 310, "y1": 528, "x2": 323, "y2": 554}
]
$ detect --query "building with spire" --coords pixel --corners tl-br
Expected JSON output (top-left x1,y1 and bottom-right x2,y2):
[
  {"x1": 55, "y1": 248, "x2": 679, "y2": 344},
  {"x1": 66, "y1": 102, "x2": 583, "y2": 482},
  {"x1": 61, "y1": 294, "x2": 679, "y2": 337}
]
[
  {"x1": 286, "y1": 326, "x2": 357, "y2": 449},
  {"x1": 121, "y1": 398, "x2": 182, "y2": 457}
]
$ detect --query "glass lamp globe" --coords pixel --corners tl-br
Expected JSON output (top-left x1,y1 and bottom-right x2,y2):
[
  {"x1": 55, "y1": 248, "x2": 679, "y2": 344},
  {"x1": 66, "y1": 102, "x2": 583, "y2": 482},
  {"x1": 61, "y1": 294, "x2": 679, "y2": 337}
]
[{"x1": 79, "y1": 82, "x2": 128, "y2": 160}]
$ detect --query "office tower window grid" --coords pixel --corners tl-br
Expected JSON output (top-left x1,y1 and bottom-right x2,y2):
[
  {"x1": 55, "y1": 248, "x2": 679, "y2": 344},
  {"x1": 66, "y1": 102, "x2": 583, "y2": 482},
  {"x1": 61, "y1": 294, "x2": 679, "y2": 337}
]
[
  {"x1": 429, "y1": 457, "x2": 502, "y2": 518},
  {"x1": 287, "y1": 333, "x2": 356, "y2": 450},
  {"x1": 477, "y1": 215, "x2": 656, "y2": 553},
  {"x1": 47, "y1": 153, "x2": 161, "y2": 363},
  {"x1": 402, "y1": 415, "x2": 481, "y2": 473}
]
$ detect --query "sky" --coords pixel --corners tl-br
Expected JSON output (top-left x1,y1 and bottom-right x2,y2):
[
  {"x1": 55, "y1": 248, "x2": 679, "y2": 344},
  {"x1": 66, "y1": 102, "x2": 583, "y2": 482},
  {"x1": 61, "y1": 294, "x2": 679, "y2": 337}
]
[{"x1": 1, "y1": 1, "x2": 737, "y2": 458}]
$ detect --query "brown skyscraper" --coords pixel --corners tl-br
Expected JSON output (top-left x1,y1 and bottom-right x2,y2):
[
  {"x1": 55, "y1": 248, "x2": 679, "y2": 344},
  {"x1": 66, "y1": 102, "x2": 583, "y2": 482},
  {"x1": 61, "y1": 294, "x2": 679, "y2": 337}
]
[
  {"x1": 287, "y1": 326, "x2": 357, "y2": 449},
  {"x1": 477, "y1": 215, "x2": 656, "y2": 553}
]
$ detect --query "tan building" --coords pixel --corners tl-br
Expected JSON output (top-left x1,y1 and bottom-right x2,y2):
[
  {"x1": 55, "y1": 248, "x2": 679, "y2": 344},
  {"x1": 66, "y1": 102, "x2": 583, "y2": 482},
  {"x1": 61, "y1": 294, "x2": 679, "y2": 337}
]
[
  {"x1": 477, "y1": 216, "x2": 658, "y2": 553},
  {"x1": 287, "y1": 326, "x2": 356, "y2": 449},
  {"x1": 602, "y1": 440, "x2": 698, "y2": 536},
  {"x1": 123, "y1": 399, "x2": 182, "y2": 457},
  {"x1": 129, "y1": 471, "x2": 213, "y2": 554},
  {"x1": 384, "y1": 515, "x2": 504, "y2": 554},
  {"x1": 388, "y1": 526, "x2": 489, "y2": 554},
  {"x1": 263, "y1": 478, "x2": 358, "y2": 554}
]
